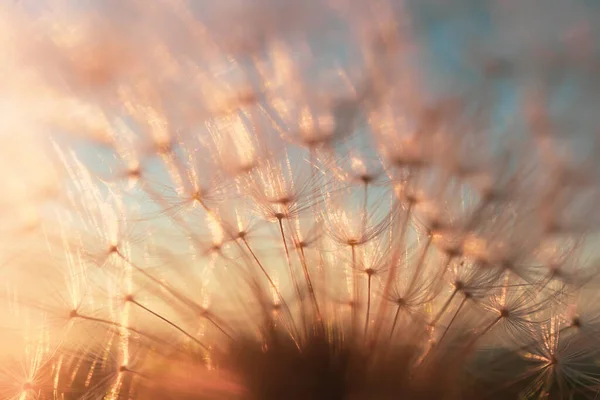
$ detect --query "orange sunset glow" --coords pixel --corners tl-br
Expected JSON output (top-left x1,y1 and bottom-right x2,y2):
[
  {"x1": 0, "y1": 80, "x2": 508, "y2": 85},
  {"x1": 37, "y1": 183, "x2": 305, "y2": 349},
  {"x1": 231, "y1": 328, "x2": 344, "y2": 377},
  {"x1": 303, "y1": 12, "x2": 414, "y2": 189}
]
[{"x1": 1, "y1": 1, "x2": 600, "y2": 399}]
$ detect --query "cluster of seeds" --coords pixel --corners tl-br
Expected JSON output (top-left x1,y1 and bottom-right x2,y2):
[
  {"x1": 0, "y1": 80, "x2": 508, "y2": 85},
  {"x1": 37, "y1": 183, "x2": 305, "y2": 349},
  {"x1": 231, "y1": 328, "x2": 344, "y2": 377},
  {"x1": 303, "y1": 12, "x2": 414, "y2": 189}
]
[{"x1": 2, "y1": 1, "x2": 600, "y2": 399}]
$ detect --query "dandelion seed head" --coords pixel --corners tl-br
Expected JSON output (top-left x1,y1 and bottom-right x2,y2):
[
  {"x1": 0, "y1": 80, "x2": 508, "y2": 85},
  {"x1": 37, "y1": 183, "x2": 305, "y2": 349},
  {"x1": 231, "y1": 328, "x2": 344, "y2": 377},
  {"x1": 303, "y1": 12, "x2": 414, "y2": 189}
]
[{"x1": 3, "y1": 1, "x2": 600, "y2": 399}]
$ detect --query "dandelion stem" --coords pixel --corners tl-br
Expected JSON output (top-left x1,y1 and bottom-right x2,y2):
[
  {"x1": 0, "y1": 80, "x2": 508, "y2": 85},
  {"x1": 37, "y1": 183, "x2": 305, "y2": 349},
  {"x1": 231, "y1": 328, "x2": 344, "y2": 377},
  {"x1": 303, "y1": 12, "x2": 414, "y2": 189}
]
[
  {"x1": 361, "y1": 182, "x2": 369, "y2": 233},
  {"x1": 129, "y1": 299, "x2": 209, "y2": 350},
  {"x1": 278, "y1": 216, "x2": 306, "y2": 335},
  {"x1": 464, "y1": 315, "x2": 503, "y2": 354},
  {"x1": 407, "y1": 235, "x2": 432, "y2": 291},
  {"x1": 372, "y1": 202, "x2": 412, "y2": 340},
  {"x1": 389, "y1": 305, "x2": 402, "y2": 339},
  {"x1": 115, "y1": 252, "x2": 233, "y2": 340},
  {"x1": 364, "y1": 273, "x2": 372, "y2": 337},
  {"x1": 241, "y1": 236, "x2": 300, "y2": 339},
  {"x1": 298, "y1": 244, "x2": 323, "y2": 329},
  {"x1": 351, "y1": 243, "x2": 359, "y2": 334},
  {"x1": 242, "y1": 237, "x2": 287, "y2": 306},
  {"x1": 436, "y1": 295, "x2": 468, "y2": 346},
  {"x1": 433, "y1": 254, "x2": 454, "y2": 291},
  {"x1": 310, "y1": 151, "x2": 328, "y2": 322},
  {"x1": 430, "y1": 289, "x2": 458, "y2": 330},
  {"x1": 194, "y1": 196, "x2": 303, "y2": 340},
  {"x1": 74, "y1": 313, "x2": 195, "y2": 350},
  {"x1": 203, "y1": 313, "x2": 236, "y2": 342}
]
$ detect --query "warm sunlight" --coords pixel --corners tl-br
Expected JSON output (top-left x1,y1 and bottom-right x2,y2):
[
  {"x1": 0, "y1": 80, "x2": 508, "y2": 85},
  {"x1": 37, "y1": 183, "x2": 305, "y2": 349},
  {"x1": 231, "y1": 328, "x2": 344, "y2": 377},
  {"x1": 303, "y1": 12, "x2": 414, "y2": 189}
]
[{"x1": 1, "y1": 1, "x2": 600, "y2": 399}]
